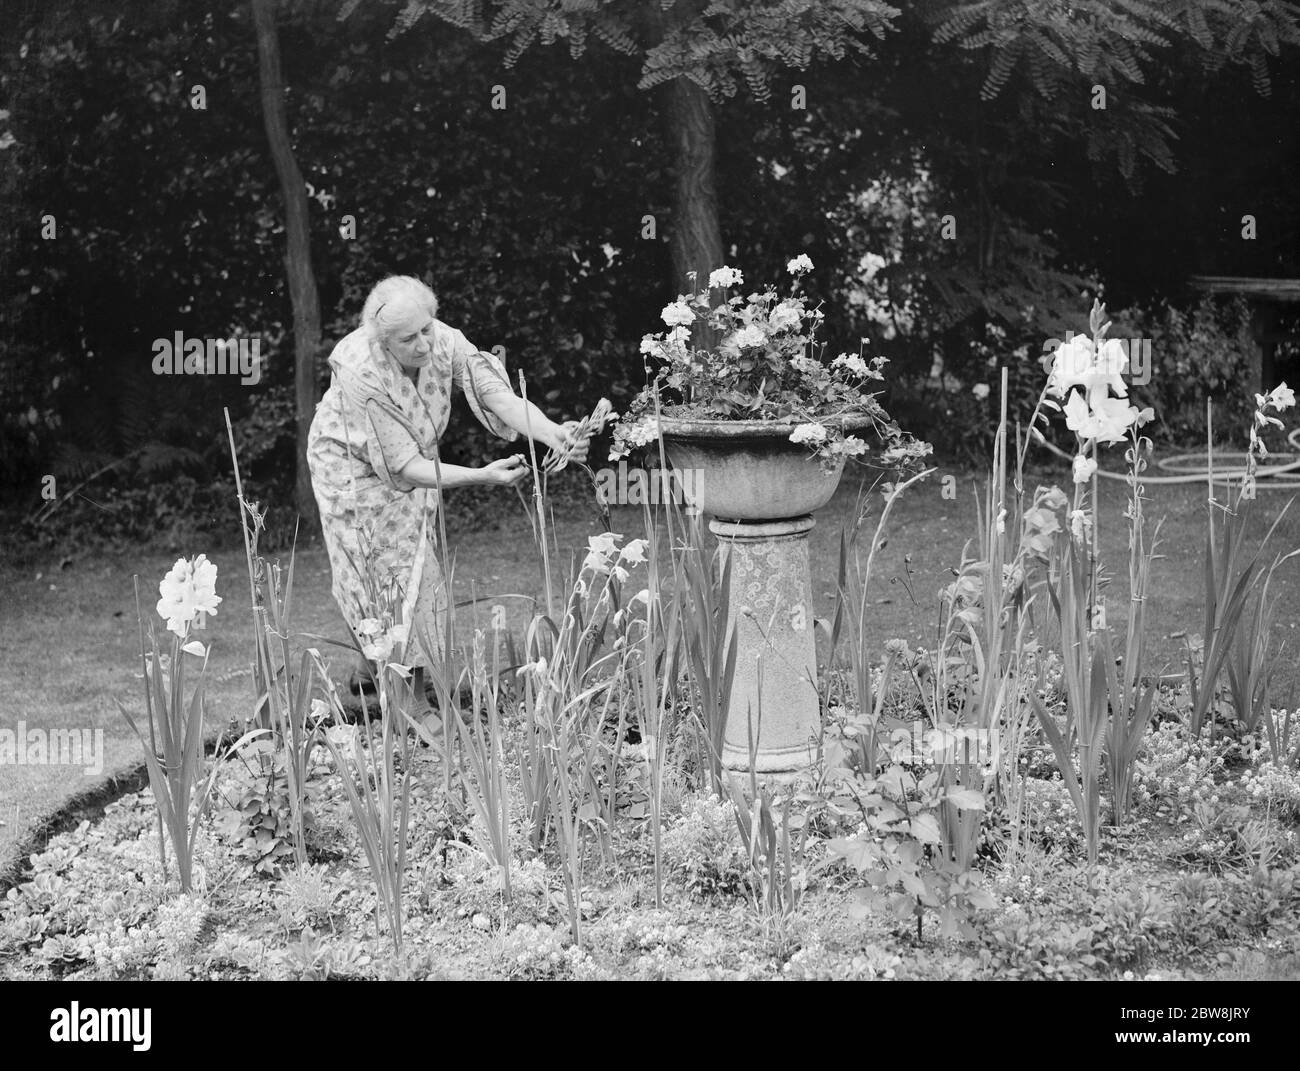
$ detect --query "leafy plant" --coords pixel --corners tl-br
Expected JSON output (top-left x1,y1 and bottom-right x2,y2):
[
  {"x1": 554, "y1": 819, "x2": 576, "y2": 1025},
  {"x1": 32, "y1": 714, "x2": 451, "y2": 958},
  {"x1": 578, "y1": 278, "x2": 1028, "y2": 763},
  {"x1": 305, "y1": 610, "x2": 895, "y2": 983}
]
[
  {"x1": 117, "y1": 560, "x2": 264, "y2": 894},
  {"x1": 1186, "y1": 386, "x2": 1297, "y2": 737},
  {"x1": 823, "y1": 759, "x2": 995, "y2": 941},
  {"x1": 312, "y1": 654, "x2": 414, "y2": 966},
  {"x1": 609, "y1": 256, "x2": 928, "y2": 471},
  {"x1": 216, "y1": 740, "x2": 311, "y2": 878}
]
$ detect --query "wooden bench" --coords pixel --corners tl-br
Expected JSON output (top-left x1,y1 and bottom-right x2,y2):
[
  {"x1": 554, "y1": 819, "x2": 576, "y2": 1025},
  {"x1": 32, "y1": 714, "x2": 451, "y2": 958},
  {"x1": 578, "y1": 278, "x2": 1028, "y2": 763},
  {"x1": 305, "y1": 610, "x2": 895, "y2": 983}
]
[{"x1": 1189, "y1": 276, "x2": 1300, "y2": 393}]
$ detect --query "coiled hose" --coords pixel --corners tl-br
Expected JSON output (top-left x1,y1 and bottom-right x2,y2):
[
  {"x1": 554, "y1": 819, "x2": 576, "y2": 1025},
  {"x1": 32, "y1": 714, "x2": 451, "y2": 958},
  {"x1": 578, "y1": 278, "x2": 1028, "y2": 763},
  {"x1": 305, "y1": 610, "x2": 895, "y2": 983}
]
[{"x1": 1037, "y1": 427, "x2": 1300, "y2": 489}]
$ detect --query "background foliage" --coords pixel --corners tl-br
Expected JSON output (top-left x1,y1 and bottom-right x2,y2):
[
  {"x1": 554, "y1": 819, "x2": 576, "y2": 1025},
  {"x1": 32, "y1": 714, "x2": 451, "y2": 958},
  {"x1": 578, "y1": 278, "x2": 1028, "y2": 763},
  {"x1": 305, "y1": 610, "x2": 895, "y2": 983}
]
[{"x1": 1, "y1": 0, "x2": 1298, "y2": 546}]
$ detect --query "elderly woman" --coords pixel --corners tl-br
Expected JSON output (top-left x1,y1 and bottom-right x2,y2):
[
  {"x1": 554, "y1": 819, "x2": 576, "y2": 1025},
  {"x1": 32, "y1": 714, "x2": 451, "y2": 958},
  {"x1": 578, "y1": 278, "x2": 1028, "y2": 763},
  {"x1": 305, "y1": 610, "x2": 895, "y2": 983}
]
[{"x1": 307, "y1": 275, "x2": 585, "y2": 692}]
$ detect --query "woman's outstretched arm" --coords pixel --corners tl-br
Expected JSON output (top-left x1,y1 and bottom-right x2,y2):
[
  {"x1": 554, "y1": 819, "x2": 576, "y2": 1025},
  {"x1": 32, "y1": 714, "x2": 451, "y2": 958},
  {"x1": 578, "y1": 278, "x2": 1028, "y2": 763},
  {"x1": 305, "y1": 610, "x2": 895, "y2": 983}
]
[
  {"x1": 485, "y1": 393, "x2": 589, "y2": 462},
  {"x1": 397, "y1": 454, "x2": 529, "y2": 490}
]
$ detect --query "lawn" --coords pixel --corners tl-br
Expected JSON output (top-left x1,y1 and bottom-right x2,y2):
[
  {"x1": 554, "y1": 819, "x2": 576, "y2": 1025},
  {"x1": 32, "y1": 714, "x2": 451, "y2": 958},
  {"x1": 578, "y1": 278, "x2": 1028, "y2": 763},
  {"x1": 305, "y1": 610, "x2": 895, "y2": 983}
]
[{"x1": 4, "y1": 459, "x2": 1299, "y2": 880}]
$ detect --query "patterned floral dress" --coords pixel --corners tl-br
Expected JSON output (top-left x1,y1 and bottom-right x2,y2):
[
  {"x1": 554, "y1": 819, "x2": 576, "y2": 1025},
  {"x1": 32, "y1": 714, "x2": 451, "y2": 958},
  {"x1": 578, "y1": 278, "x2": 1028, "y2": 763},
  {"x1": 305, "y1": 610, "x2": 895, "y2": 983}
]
[{"x1": 307, "y1": 320, "x2": 517, "y2": 671}]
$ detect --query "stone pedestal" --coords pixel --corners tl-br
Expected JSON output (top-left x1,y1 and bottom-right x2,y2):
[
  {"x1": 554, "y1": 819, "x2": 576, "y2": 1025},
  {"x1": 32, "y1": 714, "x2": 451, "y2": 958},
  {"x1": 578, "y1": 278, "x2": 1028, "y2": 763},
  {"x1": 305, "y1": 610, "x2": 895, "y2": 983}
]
[{"x1": 710, "y1": 515, "x2": 820, "y2": 778}]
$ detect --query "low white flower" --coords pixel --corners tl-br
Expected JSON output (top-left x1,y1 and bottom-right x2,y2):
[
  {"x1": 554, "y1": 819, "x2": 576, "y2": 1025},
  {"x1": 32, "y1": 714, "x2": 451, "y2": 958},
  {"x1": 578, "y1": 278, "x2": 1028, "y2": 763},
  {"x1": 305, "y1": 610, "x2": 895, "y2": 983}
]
[
  {"x1": 1069, "y1": 508, "x2": 1092, "y2": 543},
  {"x1": 789, "y1": 423, "x2": 828, "y2": 446},
  {"x1": 588, "y1": 532, "x2": 621, "y2": 557},
  {"x1": 708, "y1": 266, "x2": 743, "y2": 289},
  {"x1": 787, "y1": 254, "x2": 814, "y2": 275},
  {"x1": 1072, "y1": 454, "x2": 1098, "y2": 484},
  {"x1": 619, "y1": 538, "x2": 649, "y2": 564}
]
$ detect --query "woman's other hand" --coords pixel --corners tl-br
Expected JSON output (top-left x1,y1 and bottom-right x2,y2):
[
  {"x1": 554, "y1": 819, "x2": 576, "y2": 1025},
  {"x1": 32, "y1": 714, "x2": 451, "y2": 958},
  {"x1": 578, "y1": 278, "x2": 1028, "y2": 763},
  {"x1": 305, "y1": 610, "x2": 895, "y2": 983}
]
[{"x1": 482, "y1": 454, "x2": 530, "y2": 486}]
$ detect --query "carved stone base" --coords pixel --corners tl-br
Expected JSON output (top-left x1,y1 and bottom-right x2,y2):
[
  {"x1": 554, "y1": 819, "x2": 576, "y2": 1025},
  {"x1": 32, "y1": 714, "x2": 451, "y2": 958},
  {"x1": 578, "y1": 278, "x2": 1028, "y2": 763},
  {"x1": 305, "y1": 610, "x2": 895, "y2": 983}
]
[{"x1": 710, "y1": 516, "x2": 820, "y2": 779}]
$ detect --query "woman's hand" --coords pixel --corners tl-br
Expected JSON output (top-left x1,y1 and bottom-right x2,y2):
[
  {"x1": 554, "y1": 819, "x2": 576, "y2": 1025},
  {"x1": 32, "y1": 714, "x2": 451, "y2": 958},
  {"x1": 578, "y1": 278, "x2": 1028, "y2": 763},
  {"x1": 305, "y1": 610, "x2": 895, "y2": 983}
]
[
  {"x1": 481, "y1": 454, "x2": 530, "y2": 487},
  {"x1": 553, "y1": 420, "x2": 590, "y2": 465}
]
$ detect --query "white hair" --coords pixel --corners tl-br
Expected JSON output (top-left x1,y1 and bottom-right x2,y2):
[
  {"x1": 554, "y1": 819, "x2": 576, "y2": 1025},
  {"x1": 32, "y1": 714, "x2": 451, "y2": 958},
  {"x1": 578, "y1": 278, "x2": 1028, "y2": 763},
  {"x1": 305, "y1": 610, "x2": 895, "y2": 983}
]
[{"x1": 360, "y1": 275, "x2": 439, "y2": 342}]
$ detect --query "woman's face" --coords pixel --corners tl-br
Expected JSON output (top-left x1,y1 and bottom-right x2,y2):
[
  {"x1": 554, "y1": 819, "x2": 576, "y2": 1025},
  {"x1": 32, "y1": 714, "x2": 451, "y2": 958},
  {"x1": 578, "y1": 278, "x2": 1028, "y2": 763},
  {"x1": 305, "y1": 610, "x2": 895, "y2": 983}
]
[{"x1": 382, "y1": 311, "x2": 436, "y2": 369}]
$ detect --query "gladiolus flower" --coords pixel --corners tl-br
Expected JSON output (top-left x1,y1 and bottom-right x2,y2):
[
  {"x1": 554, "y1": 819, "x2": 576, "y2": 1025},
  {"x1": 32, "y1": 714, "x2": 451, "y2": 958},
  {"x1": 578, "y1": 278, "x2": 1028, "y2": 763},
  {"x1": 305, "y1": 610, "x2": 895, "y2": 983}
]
[{"x1": 156, "y1": 554, "x2": 222, "y2": 638}]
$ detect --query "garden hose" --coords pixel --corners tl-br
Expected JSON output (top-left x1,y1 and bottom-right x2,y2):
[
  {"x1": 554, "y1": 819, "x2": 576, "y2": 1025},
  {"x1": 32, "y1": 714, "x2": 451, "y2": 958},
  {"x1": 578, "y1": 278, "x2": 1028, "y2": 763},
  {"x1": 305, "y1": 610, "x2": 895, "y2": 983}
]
[{"x1": 1035, "y1": 427, "x2": 1300, "y2": 489}]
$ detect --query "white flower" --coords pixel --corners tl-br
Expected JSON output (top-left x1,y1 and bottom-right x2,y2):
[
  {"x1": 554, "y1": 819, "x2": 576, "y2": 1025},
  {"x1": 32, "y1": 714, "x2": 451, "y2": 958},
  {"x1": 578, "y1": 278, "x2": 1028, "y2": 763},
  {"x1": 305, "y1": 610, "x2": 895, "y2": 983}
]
[
  {"x1": 630, "y1": 589, "x2": 651, "y2": 607},
  {"x1": 626, "y1": 419, "x2": 659, "y2": 447},
  {"x1": 729, "y1": 324, "x2": 767, "y2": 350},
  {"x1": 834, "y1": 435, "x2": 868, "y2": 457},
  {"x1": 357, "y1": 618, "x2": 383, "y2": 638},
  {"x1": 860, "y1": 251, "x2": 887, "y2": 278},
  {"x1": 789, "y1": 423, "x2": 828, "y2": 446},
  {"x1": 1048, "y1": 334, "x2": 1128, "y2": 405},
  {"x1": 1265, "y1": 382, "x2": 1295, "y2": 411},
  {"x1": 1064, "y1": 391, "x2": 1137, "y2": 445},
  {"x1": 156, "y1": 554, "x2": 222, "y2": 638},
  {"x1": 972, "y1": 383, "x2": 990, "y2": 400},
  {"x1": 619, "y1": 538, "x2": 649, "y2": 564},
  {"x1": 309, "y1": 698, "x2": 330, "y2": 723},
  {"x1": 787, "y1": 254, "x2": 814, "y2": 275},
  {"x1": 768, "y1": 302, "x2": 802, "y2": 333},
  {"x1": 708, "y1": 267, "x2": 743, "y2": 289},
  {"x1": 639, "y1": 336, "x2": 660, "y2": 356},
  {"x1": 588, "y1": 532, "x2": 621, "y2": 557},
  {"x1": 361, "y1": 634, "x2": 394, "y2": 663},
  {"x1": 1069, "y1": 508, "x2": 1092, "y2": 543},
  {"x1": 660, "y1": 301, "x2": 694, "y2": 328},
  {"x1": 1072, "y1": 454, "x2": 1098, "y2": 484},
  {"x1": 516, "y1": 657, "x2": 548, "y2": 683},
  {"x1": 832, "y1": 353, "x2": 869, "y2": 378}
]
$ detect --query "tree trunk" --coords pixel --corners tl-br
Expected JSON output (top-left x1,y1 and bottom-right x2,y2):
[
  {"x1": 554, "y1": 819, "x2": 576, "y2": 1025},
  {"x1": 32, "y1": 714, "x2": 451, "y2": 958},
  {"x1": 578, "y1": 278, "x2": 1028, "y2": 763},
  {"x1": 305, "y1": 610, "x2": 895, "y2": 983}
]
[
  {"x1": 661, "y1": 76, "x2": 725, "y2": 356},
  {"x1": 252, "y1": 0, "x2": 321, "y2": 526},
  {"x1": 662, "y1": 76, "x2": 724, "y2": 293}
]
